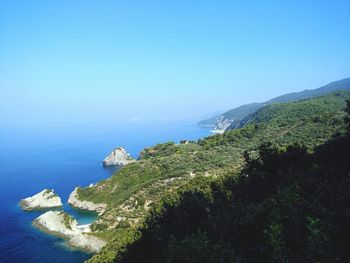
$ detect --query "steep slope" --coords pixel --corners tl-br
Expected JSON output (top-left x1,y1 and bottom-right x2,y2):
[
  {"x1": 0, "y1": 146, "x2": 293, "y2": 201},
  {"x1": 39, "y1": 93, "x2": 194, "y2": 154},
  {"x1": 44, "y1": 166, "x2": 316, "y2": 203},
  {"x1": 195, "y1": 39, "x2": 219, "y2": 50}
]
[
  {"x1": 212, "y1": 103, "x2": 263, "y2": 132},
  {"x1": 81, "y1": 91, "x2": 349, "y2": 262},
  {"x1": 197, "y1": 115, "x2": 220, "y2": 127},
  {"x1": 200, "y1": 77, "x2": 350, "y2": 133},
  {"x1": 118, "y1": 122, "x2": 350, "y2": 262},
  {"x1": 268, "y1": 77, "x2": 350, "y2": 103},
  {"x1": 236, "y1": 90, "x2": 350, "y2": 131}
]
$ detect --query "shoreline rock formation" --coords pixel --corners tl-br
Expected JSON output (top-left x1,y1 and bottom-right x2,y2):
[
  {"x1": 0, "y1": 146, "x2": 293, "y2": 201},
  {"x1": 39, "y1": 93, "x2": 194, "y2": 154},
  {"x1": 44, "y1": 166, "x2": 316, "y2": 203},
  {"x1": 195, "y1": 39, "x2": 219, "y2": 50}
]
[
  {"x1": 68, "y1": 187, "x2": 107, "y2": 215},
  {"x1": 32, "y1": 211, "x2": 106, "y2": 253},
  {"x1": 20, "y1": 189, "x2": 62, "y2": 211},
  {"x1": 102, "y1": 147, "x2": 135, "y2": 166}
]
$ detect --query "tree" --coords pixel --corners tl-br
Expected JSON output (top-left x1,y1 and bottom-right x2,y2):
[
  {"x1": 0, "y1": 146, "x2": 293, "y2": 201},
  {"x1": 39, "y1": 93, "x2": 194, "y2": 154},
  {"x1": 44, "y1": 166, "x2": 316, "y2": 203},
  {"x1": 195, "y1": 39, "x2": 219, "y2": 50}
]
[{"x1": 345, "y1": 100, "x2": 350, "y2": 134}]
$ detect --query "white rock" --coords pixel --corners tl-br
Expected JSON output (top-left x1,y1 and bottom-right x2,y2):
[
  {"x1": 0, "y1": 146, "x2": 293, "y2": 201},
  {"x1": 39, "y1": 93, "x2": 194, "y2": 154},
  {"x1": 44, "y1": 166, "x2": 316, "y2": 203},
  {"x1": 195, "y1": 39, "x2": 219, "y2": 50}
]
[
  {"x1": 211, "y1": 116, "x2": 232, "y2": 134},
  {"x1": 20, "y1": 189, "x2": 62, "y2": 211},
  {"x1": 102, "y1": 147, "x2": 135, "y2": 166},
  {"x1": 33, "y1": 211, "x2": 106, "y2": 253},
  {"x1": 68, "y1": 187, "x2": 107, "y2": 215}
]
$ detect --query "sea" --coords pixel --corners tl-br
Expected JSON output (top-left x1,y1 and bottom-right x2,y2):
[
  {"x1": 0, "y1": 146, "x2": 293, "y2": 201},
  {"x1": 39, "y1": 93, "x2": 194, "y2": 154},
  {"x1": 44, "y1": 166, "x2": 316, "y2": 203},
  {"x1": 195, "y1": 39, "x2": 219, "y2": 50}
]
[{"x1": 0, "y1": 121, "x2": 210, "y2": 263}]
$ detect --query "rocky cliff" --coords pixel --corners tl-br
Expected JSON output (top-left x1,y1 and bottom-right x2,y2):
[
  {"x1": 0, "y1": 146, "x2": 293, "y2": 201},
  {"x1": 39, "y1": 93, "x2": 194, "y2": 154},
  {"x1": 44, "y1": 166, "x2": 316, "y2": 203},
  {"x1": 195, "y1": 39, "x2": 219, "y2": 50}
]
[
  {"x1": 33, "y1": 210, "x2": 106, "y2": 253},
  {"x1": 102, "y1": 147, "x2": 135, "y2": 166},
  {"x1": 20, "y1": 189, "x2": 62, "y2": 211},
  {"x1": 68, "y1": 187, "x2": 107, "y2": 215}
]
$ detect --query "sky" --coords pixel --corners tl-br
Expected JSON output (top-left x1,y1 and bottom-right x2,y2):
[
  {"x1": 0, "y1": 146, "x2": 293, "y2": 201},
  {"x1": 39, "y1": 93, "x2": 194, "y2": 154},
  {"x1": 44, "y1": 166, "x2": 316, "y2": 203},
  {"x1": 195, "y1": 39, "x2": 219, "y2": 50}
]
[{"x1": 1, "y1": 0, "x2": 350, "y2": 126}]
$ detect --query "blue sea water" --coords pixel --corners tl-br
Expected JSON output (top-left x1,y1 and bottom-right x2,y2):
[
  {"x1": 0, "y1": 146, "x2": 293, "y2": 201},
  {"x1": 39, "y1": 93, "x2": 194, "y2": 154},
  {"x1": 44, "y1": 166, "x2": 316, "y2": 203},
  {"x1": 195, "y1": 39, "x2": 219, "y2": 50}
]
[{"x1": 0, "y1": 122, "x2": 210, "y2": 263}]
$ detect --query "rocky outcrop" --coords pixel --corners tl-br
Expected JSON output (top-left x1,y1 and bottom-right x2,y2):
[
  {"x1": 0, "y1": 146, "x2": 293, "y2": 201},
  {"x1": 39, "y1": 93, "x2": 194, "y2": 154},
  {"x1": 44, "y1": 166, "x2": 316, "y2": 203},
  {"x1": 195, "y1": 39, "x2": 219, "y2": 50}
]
[
  {"x1": 102, "y1": 147, "x2": 135, "y2": 166},
  {"x1": 33, "y1": 211, "x2": 106, "y2": 253},
  {"x1": 20, "y1": 189, "x2": 62, "y2": 211},
  {"x1": 68, "y1": 187, "x2": 107, "y2": 215},
  {"x1": 211, "y1": 116, "x2": 233, "y2": 134}
]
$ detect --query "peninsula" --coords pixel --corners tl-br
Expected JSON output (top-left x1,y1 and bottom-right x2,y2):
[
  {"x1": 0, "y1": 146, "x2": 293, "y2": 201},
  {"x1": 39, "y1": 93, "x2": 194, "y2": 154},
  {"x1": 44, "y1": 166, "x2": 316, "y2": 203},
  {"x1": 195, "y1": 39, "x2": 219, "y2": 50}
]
[{"x1": 33, "y1": 211, "x2": 106, "y2": 253}]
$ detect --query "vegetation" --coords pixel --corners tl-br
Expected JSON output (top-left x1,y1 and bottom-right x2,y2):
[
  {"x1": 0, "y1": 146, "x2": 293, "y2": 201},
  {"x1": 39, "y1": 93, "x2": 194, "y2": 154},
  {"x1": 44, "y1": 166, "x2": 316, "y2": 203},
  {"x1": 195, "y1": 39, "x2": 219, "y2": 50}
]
[
  {"x1": 216, "y1": 102, "x2": 264, "y2": 129},
  {"x1": 268, "y1": 77, "x2": 350, "y2": 103},
  {"x1": 44, "y1": 189, "x2": 59, "y2": 199},
  {"x1": 83, "y1": 91, "x2": 349, "y2": 262},
  {"x1": 117, "y1": 100, "x2": 350, "y2": 262},
  {"x1": 60, "y1": 211, "x2": 74, "y2": 230},
  {"x1": 198, "y1": 77, "x2": 350, "y2": 131},
  {"x1": 197, "y1": 114, "x2": 221, "y2": 127}
]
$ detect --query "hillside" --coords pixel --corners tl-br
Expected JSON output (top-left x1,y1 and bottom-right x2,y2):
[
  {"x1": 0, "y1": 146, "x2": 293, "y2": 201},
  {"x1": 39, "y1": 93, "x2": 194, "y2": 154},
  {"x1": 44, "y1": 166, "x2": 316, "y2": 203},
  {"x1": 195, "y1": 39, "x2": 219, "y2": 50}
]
[
  {"x1": 197, "y1": 112, "x2": 223, "y2": 127},
  {"x1": 76, "y1": 91, "x2": 350, "y2": 262},
  {"x1": 118, "y1": 111, "x2": 350, "y2": 262},
  {"x1": 199, "y1": 77, "x2": 350, "y2": 132}
]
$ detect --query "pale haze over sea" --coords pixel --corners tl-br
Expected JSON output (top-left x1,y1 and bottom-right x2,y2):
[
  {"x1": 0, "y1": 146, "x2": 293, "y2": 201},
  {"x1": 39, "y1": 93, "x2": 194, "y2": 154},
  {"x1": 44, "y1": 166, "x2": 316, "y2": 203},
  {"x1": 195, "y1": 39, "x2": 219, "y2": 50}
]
[{"x1": 1, "y1": 1, "x2": 349, "y2": 128}]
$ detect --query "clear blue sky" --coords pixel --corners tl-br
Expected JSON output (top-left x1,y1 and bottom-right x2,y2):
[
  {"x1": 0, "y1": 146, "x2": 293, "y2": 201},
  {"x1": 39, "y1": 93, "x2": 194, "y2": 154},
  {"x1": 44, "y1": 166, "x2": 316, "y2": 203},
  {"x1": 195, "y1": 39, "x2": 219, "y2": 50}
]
[{"x1": 1, "y1": 0, "x2": 349, "y2": 126}]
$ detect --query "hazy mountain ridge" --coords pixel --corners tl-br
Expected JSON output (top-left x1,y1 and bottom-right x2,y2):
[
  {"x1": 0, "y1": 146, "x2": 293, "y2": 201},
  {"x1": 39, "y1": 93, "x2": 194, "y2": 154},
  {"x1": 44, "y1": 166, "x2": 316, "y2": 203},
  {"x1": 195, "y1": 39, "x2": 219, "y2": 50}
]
[{"x1": 200, "y1": 77, "x2": 350, "y2": 133}]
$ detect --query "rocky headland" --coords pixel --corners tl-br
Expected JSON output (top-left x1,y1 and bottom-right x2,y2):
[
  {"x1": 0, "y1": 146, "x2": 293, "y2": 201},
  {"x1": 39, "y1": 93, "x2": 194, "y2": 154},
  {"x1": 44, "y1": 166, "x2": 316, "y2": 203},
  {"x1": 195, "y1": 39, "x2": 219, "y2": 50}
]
[
  {"x1": 20, "y1": 189, "x2": 62, "y2": 211},
  {"x1": 32, "y1": 210, "x2": 106, "y2": 253},
  {"x1": 68, "y1": 187, "x2": 107, "y2": 215},
  {"x1": 102, "y1": 147, "x2": 135, "y2": 166}
]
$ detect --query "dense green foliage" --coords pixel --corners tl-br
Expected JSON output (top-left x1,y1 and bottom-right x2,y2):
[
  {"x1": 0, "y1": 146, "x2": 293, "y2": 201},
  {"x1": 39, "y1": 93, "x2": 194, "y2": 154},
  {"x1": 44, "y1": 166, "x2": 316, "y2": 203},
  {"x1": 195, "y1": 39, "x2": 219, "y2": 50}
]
[
  {"x1": 198, "y1": 77, "x2": 350, "y2": 131},
  {"x1": 85, "y1": 92, "x2": 349, "y2": 262},
  {"x1": 202, "y1": 91, "x2": 349, "y2": 149},
  {"x1": 117, "y1": 105, "x2": 350, "y2": 262},
  {"x1": 268, "y1": 77, "x2": 350, "y2": 103}
]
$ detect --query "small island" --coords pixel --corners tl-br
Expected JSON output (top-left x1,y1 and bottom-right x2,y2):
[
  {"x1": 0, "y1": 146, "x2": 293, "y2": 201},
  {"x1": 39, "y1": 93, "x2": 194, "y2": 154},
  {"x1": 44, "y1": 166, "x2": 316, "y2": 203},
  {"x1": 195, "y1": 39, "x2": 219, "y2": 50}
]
[
  {"x1": 33, "y1": 210, "x2": 106, "y2": 253},
  {"x1": 20, "y1": 189, "x2": 62, "y2": 211},
  {"x1": 102, "y1": 147, "x2": 135, "y2": 166}
]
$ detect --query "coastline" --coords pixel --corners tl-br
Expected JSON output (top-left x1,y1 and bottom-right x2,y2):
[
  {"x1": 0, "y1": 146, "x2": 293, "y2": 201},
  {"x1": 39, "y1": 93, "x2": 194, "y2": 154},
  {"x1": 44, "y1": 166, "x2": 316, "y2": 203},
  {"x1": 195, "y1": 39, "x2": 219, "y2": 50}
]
[
  {"x1": 2, "y1": 122, "x2": 211, "y2": 262},
  {"x1": 19, "y1": 201, "x2": 63, "y2": 212},
  {"x1": 32, "y1": 211, "x2": 106, "y2": 253}
]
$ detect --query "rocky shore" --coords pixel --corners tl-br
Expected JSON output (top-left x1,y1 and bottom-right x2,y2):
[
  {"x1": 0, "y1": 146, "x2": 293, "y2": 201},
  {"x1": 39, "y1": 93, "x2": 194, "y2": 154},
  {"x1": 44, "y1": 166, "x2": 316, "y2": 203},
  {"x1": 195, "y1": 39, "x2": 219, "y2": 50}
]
[
  {"x1": 102, "y1": 147, "x2": 135, "y2": 166},
  {"x1": 68, "y1": 187, "x2": 107, "y2": 215},
  {"x1": 20, "y1": 189, "x2": 62, "y2": 211},
  {"x1": 33, "y1": 211, "x2": 106, "y2": 253}
]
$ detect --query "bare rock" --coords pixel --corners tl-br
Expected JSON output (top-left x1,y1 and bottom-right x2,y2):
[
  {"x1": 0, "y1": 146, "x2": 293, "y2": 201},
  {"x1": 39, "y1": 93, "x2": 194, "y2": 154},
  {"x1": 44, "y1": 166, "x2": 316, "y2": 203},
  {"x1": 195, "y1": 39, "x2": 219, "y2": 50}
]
[
  {"x1": 33, "y1": 211, "x2": 106, "y2": 253},
  {"x1": 68, "y1": 187, "x2": 107, "y2": 215},
  {"x1": 20, "y1": 189, "x2": 62, "y2": 211},
  {"x1": 102, "y1": 147, "x2": 135, "y2": 166}
]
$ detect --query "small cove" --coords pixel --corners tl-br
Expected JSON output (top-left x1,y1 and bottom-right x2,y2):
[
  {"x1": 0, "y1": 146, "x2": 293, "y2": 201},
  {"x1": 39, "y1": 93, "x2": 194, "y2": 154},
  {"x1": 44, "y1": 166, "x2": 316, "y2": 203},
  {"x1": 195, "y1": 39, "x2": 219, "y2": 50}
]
[{"x1": 0, "y1": 122, "x2": 210, "y2": 262}]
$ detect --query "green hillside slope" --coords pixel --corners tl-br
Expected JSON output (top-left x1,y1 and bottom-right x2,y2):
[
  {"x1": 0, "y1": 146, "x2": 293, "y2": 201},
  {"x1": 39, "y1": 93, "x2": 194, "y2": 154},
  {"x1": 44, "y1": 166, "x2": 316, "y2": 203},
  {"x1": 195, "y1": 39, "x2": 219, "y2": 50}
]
[
  {"x1": 119, "y1": 114, "x2": 350, "y2": 262},
  {"x1": 82, "y1": 91, "x2": 349, "y2": 262},
  {"x1": 198, "y1": 77, "x2": 350, "y2": 131}
]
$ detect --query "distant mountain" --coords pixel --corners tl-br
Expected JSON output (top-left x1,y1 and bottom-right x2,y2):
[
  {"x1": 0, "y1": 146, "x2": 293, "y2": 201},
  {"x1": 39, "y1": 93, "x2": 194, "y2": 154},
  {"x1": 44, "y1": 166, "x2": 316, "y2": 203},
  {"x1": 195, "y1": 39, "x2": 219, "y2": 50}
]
[
  {"x1": 214, "y1": 103, "x2": 263, "y2": 131},
  {"x1": 197, "y1": 111, "x2": 223, "y2": 127},
  {"x1": 199, "y1": 77, "x2": 350, "y2": 133},
  {"x1": 268, "y1": 77, "x2": 350, "y2": 103}
]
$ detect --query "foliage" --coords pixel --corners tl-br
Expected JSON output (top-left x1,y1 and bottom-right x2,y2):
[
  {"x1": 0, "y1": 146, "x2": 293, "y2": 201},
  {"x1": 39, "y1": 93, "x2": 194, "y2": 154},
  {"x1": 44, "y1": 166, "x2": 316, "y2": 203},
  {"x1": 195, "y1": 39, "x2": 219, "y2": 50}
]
[
  {"x1": 85, "y1": 91, "x2": 350, "y2": 262},
  {"x1": 60, "y1": 212, "x2": 74, "y2": 230},
  {"x1": 117, "y1": 133, "x2": 350, "y2": 263},
  {"x1": 345, "y1": 100, "x2": 350, "y2": 133},
  {"x1": 198, "y1": 77, "x2": 350, "y2": 131}
]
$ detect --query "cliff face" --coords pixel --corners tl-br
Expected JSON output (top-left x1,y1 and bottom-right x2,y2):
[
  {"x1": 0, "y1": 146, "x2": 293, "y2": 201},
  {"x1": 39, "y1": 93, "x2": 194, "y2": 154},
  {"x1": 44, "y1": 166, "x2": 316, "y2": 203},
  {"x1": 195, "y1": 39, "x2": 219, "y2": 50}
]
[
  {"x1": 68, "y1": 187, "x2": 107, "y2": 215},
  {"x1": 102, "y1": 147, "x2": 135, "y2": 166},
  {"x1": 20, "y1": 189, "x2": 62, "y2": 211},
  {"x1": 33, "y1": 211, "x2": 106, "y2": 253},
  {"x1": 210, "y1": 103, "x2": 264, "y2": 134},
  {"x1": 211, "y1": 116, "x2": 235, "y2": 134}
]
